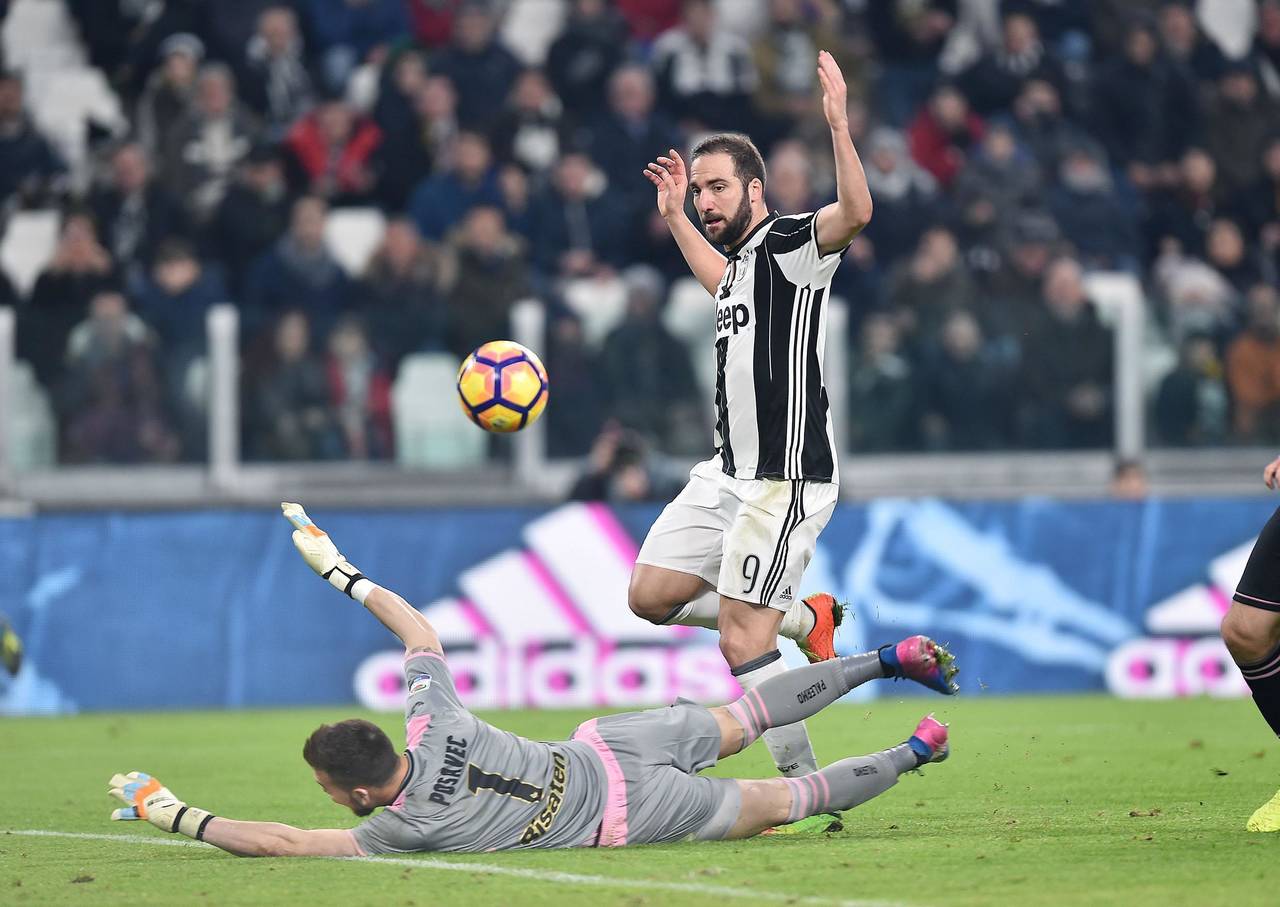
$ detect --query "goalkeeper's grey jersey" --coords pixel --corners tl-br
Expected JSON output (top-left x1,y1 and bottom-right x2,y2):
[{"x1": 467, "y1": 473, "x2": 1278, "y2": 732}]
[{"x1": 350, "y1": 650, "x2": 608, "y2": 854}]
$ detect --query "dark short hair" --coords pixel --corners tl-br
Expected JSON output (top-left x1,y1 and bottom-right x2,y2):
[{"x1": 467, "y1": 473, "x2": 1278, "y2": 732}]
[
  {"x1": 303, "y1": 719, "x2": 399, "y2": 788},
  {"x1": 691, "y1": 133, "x2": 766, "y2": 190}
]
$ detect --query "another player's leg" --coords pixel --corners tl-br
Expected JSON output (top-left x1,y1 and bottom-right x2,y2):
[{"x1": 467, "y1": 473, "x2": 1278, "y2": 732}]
[
  {"x1": 1220, "y1": 507, "x2": 1280, "y2": 830},
  {"x1": 719, "y1": 715, "x2": 950, "y2": 840},
  {"x1": 1, "y1": 613, "x2": 21, "y2": 677}
]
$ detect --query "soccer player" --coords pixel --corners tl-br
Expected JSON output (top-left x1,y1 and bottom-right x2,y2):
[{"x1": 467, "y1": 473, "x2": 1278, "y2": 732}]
[
  {"x1": 1221, "y1": 453, "x2": 1280, "y2": 832},
  {"x1": 107, "y1": 503, "x2": 958, "y2": 855},
  {"x1": 628, "y1": 50, "x2": 872, "y2": 818},
  {"x1": 1, "y1": 613, "x2": 21, "y2": 677}
]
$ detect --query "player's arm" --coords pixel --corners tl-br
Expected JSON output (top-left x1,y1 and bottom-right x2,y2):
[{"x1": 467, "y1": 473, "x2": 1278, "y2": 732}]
[
  {"x1": 1265, "y1": 455, "x2": 1280, "y2": 490},
  {"x1": 107, "y1": 772, "x2": 359, "y2": 857},
  {"x1": 281, "y1": 502, "x2": 441, "y2": 655},
  {"x1": 644, "y1": 148, "x2": 728, "y2": 295},
  {"x1": 812, "y1": 50, "x2": 872, "y2": 256}
]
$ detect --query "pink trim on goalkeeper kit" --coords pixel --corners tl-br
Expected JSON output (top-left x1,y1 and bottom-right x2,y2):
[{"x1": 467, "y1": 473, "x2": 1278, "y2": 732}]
[{"x1": 572, "y1": 718, "x2": 629, "y2": 847}]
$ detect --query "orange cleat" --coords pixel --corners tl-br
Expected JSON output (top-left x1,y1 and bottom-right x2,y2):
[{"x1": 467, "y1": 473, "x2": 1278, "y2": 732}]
[{"x1": 796, "y1": 592, "x2": 844, "y2": 663}]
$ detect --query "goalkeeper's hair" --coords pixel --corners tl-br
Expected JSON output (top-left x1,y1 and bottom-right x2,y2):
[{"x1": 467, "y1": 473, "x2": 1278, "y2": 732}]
[{"x1": 303, "y1": 719, "x2": 400, "y2": 788}]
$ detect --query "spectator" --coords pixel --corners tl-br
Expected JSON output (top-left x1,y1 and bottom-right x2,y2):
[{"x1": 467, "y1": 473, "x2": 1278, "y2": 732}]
[
  {"x1": 405, "y1": 0, "x2": 466, "y2": 48},
  {"x1": 1090, "y1": 17, "x2": 1199, "y2": 191},
  {"x1": 1047, "y1": 141, "x2": 1139, "y2": 269},
  {"x1": 848, "y1": 313, "x2": 917, "y2": 452},
  {"x1": 356, "y1": 217, "x2": 447, "y2": 368},
  {"x1": 1254, "y1": 0, "x2": 1280, "y2": 101},
  {"x1": 59, "y1": 290, "x2": 178, "y2": 464},
  {"x1": 210, "y1": 144, "x2": 293, "y2": 293},
  {"x1": 1205, "y1": 217, "x2": 1262, "y2": 294},
  {"x1": 0, "y1": 70, "x2": 66, "y2": 210},
  {"x1": 303, "y1": 0, "x2": 411, "y2": 91},
  {"x1": 378, "y1": 72, "x2": 458, "y2": 209},
  {"x1": 195, "y1": 0, "x2": 278, "y2": 68},
  {"x1": 529, "y1": 152, "x2": 625, "y2": 279},
  {"x1": 438, "y1": 205, "x2": 530, "y2": 356},
  {"x1": 985, "y1": 210, "x2": 1059, "y2": 346},
  {"x1": 242, "y1": 5, "x2": 315, "y2": 140},
  {"x1": 544, "y1": 314, "x2": 607, "y2": 457},
  {"x1": 1011, "y1": 78, "x2": 1091, "y2": 177},
  {"x1": 1143, "y1": 147, "x2": 1223, "y2": 261},
  {"x1": 136, "y1": 33, "x2": 204, "y2": 155},
  {"x1": 373, "y1": 48, "x2": 428, "y2": 140},
  {"x1": 1155, "y1": 332, "x2": 1229, "y2": 445},
  {"x1": 751, "y1": 0, "x2": 849, "y2": 140},
  {"x1": 861, "y1": 127, "x2": 941, "y2": 265},
  {"x1": 429, "y1": 1, "x2": 522, "y2": 131},
  {"x1": 243, "y1": 309, "x2": 341, "y2": 460},
  {"x1": 1204, "y1": 63, "x2": 1279, "y2": 199},
  {"x1": 1234, "y1": 136, "x2": 1280, "y2": 242},
  {"x1": 616, "y1": 0, "x2": 682, "y2": 41},
  {"x1": 89, "y1": 141, "x2": 186, "y2": 278},
  {"x1": 407, "y1": 130, "x2": 504, "y2": 241},
  {"x1": 1022, "y1": 257, "x2": 1113, "y2": 448},
  {"x1": 958, "y1": 10, "x2": 1066, "y2": 116},
  {"x1": 600, "y1": 265, "x2": 701, "y2": 451},
  {"x1": 491, "y1": 69, "x2": 570, "y2": 179},
  {"x1": 907, "y1": 83, "x2": 985, "y2": 189},
  {"x1": 585, "y1": 65, "x2": 682, "y2": 213},
  {"x1": 651, "y1": 0, "x2": 757, "y2": 131},
  {"x1": 129, "y1": 238, "x2": 227, "y2": 355},
  {"x1": 1109, "y1": 459, "x2": 1150, "y2": 499},
  {"x1": 765, "y1": 140, "x2": 819, "y2": 215},
  {"x1": 887, "y1": 226, "x2": 977, "y2": 346},
  {"x1": 1227, "y1": 283, "x2": 1280, "y2": 442},
  {"x1": 866, "y1": 0, "x2": 956, "y2": 126},
  {"x1": 21, "y1": 211, "x2": 120, "y2": 387},
  {"x1": 568, "y1": 423, "x2": 674, "y2": 502},
  {"x1": 325, "y1": 317, "x2": 393, "y2": 460},
  {"x1": 65, "y1": 0, "x2": 198, "y2": 94},
  {"x1": 160, "y1": 63, "x2": 258, "y2": 222},
  {"x1": 1151, "y1": 243, "x2": 1239, "y2": 342},
  {"x1": 545, "y1": 0, "x2": 630, "y2": 120},
  {"x1": 920, "y1": 309, "x2": 1011, "y2": 450},
  {"x1": 1158, "y1": 0, "x2": 1227, "y2": 84},
  {"x1": 953, "y1": 120, "x2": 1042, "y2": 224},
  {"x1": 283, "y1": 93, "x2": 382, "y2": 203},
  {"x1": 244, "y1": 195, "x2": 350, "y2": 336}
]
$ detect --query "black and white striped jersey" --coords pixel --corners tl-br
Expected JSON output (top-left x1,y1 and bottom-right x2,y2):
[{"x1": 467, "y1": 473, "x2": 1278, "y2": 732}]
[{"x1": 711, "y1": 211, "x2": 843, "y2": 484}]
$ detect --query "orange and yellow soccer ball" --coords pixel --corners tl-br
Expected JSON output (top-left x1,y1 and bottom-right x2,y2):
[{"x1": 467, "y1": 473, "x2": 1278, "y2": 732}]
[{"x1": 456, "y1": 340, "x2": 549, "y2": 433}]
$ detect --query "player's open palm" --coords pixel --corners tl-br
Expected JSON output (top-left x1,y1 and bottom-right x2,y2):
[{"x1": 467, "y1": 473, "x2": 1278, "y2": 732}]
[
  {"x1": 644, "y1": 149, "x2": 688, "y2": 219},
  {"x1": 816, "y1": 50, "x2": 848, "y2": 131}
]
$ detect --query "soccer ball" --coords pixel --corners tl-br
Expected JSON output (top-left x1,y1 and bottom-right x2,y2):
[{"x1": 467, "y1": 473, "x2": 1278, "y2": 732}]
[{"x1": 456, "y1": 340, "x2": 549, "y2": 433}]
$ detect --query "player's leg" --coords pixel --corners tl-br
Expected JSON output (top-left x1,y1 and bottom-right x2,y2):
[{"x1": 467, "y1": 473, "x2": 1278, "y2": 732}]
[
  {"x1": 1220, "y1": 505, "x2": 1280, "y2": 831},
  {"x1": 713, "y1": 715, "x2": 950, "y2": 840}
]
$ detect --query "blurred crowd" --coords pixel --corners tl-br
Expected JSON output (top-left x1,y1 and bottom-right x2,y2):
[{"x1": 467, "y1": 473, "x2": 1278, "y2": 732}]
[{"x1": 2, "y1": 0, "x2": 1280, "y2": 475}]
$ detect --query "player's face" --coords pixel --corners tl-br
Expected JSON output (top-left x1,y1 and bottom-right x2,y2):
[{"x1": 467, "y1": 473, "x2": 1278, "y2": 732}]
[
  {"x1": 690, "y1": 152, "x2": 756, "y2": 248},
  {"x1": 314, "y1": 769, "x2": 376, "y2": 817}
]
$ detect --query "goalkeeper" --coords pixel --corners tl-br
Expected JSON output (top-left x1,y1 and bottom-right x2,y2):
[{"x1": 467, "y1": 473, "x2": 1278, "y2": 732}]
[{"x1": 107, "y1": 504, "x2": 958, "y2": 855}]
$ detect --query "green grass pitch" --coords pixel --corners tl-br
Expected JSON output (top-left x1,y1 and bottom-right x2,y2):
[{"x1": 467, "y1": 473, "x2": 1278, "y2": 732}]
[{"x1": 2, "y1": 694, "x2": 1277, "y2": 907}]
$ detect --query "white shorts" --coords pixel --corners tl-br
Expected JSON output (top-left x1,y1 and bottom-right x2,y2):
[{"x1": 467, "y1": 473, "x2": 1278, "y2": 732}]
[{"x1": 635, "y1": 459, "x2": 838, "y2": 611}]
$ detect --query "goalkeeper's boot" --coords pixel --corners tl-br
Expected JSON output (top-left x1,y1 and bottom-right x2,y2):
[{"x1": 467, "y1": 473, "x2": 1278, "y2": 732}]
[
  {"x1": 1247, "y1": 787, "x2": 1280, "y2": 832},
  {"x1": 796, "y1": 593, "x2": 844, "y2": 664},
  {"x1": 762, "y1": 810, "x2": 844, "y2": 836},
  {"x1": 879, "y1": 635, "x2": 959, "y2": 695},
  {"x1": 0, "y1": 614, "x2": 21, "y2": 677},
  {"x1": 907, "y1": 714, "x2": 950, "y2": 765}
]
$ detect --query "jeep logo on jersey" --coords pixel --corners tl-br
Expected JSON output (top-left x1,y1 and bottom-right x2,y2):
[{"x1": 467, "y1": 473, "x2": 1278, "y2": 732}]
[{"x1": 717, "y1": 302, "x2": 750, "y2": 335}]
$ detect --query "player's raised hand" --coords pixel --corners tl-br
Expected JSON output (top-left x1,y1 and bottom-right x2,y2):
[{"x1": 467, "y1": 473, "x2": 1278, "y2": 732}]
[
  {"x1": 1265, "y1": 455, "x2": 1280, "y2": 490},
  {"x1": 281, "y1": 502, "x2": 366, "y2": 598},
  {"x1": 816, "y1": 50, "x2": 848, "y2": 132},
  {"x1": 644, "y1": 148, "x2": 688, "y2": 220}
]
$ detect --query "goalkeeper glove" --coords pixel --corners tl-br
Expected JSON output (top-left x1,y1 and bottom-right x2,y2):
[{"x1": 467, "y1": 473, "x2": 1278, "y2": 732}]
[
  {"x1": 281, "y1": 502, "x2": 369, "y2": 600},
  {"x1": 108, "y1": 772, "x2": 216, "y2": 840}
]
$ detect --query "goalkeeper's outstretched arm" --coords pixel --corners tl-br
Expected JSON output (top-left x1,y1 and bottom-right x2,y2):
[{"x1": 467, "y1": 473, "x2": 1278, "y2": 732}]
[{"x1": 281, "y1": 502, "x2": 441, "y2": 655}]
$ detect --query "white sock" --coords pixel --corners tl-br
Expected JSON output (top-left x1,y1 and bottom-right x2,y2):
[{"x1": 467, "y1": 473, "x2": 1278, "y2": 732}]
[
  {"x1": 777, "y1": 599, "x2": 816, "y2": 642},
  {"x1": 661, "y1": 588, "x2": 720, "y2": 630},
  {"x1": 732, "y1": 650, "x2": 820, "y2": 777}
]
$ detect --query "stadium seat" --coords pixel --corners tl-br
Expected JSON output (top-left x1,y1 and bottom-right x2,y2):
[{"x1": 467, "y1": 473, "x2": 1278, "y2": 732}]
[
  {"x1": 1, "y1": 209, "x2": 60, "y2": 296},
  {"x1": 561, "y1": 277, "x2": 627, "y2": 350},
  {"x1": 392, "y1": 353, "x2": 487, "y2": 469},
  {"x1": 27, "y1": 68, "x2": 126, "y2": 179},
  {"x1": 324, "y1": 208, "x2": 386, "y2": 277},
  {"x1": 663, "y1": 277, "x2": 717, "y2": 406},
  {"x1": 6, "y1": 360, "x2": 56, "y2": 470},
  {"x1": 1, "y1": 0, "x2": 86, "y2": 76},
  {"x1": 499, "y1": 0, "x2": 567, "y2": 64}
]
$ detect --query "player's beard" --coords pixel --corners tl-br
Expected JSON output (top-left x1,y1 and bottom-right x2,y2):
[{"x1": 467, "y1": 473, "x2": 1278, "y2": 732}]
[
  {"x1": 710, "y1": 188, "x2": 754, "y2": 248},
  {"x1": 353, "y1": 805, "x2": 375, "y2": 817}
]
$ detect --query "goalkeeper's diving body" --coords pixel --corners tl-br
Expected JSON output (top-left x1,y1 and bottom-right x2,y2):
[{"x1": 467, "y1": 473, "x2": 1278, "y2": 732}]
[{"x1": 107, "y1": 504, "x2": 958, "y2": 856}]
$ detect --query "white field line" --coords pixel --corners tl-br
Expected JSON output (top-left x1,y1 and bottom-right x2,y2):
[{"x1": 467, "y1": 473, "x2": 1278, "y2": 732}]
[{"x1": 7, "y1": 829, "x2": 911, "y2": 907}]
